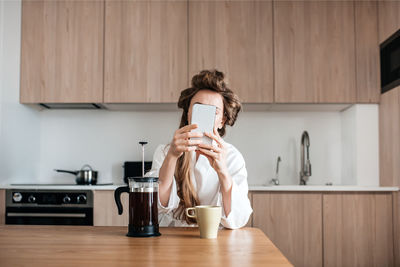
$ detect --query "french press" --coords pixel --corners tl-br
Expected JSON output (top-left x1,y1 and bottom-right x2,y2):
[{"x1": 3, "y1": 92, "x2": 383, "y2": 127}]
[{"x1": 114, "y1": 141, "x2": 161, "y2": 237}]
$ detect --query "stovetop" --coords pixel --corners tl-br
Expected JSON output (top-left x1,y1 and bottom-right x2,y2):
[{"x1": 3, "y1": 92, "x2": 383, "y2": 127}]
[{"x1": 10, "y1": 183, "x2": 113, "y2": 186}]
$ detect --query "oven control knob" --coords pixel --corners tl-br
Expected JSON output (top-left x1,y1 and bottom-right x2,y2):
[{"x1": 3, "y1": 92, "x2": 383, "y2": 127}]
[
  {"x1": 63, "y1": 195, "x2": 71, "y2": 204},
  {"x1": 12, "y1": 192, "x2": 23, "y2": 202},
  {"x1": 28, "y1": 195, "x2": 36, "y2": 203},
  {"x1": 77, "y1": 194, "x2": 87, "y2": 204}
]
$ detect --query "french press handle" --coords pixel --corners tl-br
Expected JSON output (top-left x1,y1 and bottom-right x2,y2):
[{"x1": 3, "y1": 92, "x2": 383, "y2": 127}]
[{"x1": 114, "y1": 186, "x2": 129, "y2": 215}]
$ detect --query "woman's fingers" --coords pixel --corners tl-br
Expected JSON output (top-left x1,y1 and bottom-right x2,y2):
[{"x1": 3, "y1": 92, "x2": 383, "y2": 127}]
[
  {"x1": 175, "y1": 131, "x2": 203, "y2": 140},
  {"x1": 175, "y1": 139, "x2": 203, "y2": 146},
  {"x1": 197, "y1": 148, "x2": 218, "y2": 158},
  {"x1": 177, "y1": 124, "x2": 198, "y2": 134},
  {"x1": 204, "y1": 131, "x2": 224, "y2": 147},
  {"x1": 198, "y1": 143, "x2": 222, "y2": 153},
  {"x1": 177, "y1": 145, "x2": 197, "y2": 152}
]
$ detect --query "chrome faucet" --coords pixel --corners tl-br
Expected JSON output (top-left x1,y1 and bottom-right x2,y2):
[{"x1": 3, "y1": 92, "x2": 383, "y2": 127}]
[
  {"x1": 269, "y1": 156, "x2": 281, "y2": 185},
  {"x1": 299, "y1": 131, "x2": 311, "y2": 185}
]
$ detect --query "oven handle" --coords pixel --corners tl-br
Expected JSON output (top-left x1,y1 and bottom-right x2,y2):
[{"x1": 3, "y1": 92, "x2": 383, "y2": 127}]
[{"x1": 7, "y1": 212, "x2": 86, "y2": 218}]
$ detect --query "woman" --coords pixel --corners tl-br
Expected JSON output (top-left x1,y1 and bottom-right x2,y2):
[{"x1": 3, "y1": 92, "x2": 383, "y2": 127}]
[{"x1": 145, "y1": 69, "x2": 252, "y2": 229}]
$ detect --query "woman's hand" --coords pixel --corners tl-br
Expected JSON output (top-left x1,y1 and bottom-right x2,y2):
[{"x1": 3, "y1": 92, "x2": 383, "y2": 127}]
[
  {"x1": 198, "y1": 128, "x2": 233, "y2": 216},
  {"x1": 168, "y1": 124, "x2": 203, "y2": 159},
  {"x1": 197, "y1": 128, "x2": 229, "y2": 177}
]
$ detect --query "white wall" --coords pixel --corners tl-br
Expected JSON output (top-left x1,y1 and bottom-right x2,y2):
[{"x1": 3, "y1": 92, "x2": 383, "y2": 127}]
[
  {"x1": 36, "y1": 109, "x2": 344, "y2": 186},
  {"x1": 341, "y1": 105, "x2": 379, "y2": 186},
  {"x1": 0, "y1": 0, "x2": 41, "y2": 184},
  {"x1": 0, "y1": 0, "x2": 380, "y2": 186}
]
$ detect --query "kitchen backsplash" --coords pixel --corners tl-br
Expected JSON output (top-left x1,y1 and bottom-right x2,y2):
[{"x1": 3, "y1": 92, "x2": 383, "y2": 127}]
[
  {"x1": 0, "y1": 0, "x2": 379, "y2": 186},
  {"x1": 0, "y1": 104, "x2": 379, "y2": 186}
]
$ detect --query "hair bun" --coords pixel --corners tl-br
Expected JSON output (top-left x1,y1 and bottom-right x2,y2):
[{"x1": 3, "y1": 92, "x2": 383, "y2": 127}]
[{"x1": 191, "y1": 69, "x2": 226, "y2": 91}]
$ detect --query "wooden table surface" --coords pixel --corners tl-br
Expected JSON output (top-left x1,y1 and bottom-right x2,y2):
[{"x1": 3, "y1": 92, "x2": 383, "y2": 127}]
[{"x1": 0, "y1": 226, "x2": 292, "y2": 266}]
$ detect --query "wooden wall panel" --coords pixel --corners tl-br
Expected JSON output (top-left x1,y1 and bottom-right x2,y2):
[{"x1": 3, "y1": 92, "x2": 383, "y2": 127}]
[
  {"x1": 378, "y1": 0, "x2": 400, "y2": 43},
  {"x1": 379, "y1": 86, "x2": 400, "y2": 186}
]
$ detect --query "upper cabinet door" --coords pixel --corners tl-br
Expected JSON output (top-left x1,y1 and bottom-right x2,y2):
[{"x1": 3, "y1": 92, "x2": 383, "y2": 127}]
[
  {"x1": 355, "y1": 1, "x2": 380, "y2": 103},
  {"x1": 274, "y1": 1, "x2": 356, "y2": 103},
  {"x1": 104, "y1": 0, "x2": 188, "y2": 103},
  {"x1": 188, "y1": 0, "x2": 274, "y2": 103},
  {"x1": 20, "y1": 0, "x2": 104, "y2": 103},
  {"x1": 378, "y1": 0, "x2": 400, "y2": 44}
]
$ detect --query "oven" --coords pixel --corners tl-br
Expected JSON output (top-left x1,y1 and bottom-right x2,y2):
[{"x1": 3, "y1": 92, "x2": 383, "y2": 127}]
[{"x1": 5, "y1": 189, "x2": 93, "y2": 225}]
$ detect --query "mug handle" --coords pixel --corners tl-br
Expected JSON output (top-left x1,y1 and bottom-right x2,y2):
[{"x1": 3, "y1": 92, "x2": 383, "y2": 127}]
[{"x1": 185, "y1": 207, "x2": 196, "y2": 219}]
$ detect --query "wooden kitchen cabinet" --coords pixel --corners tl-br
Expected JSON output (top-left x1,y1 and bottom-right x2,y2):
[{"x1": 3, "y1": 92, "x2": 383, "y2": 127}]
[
  {"x1": 252, "y1": 192, "x2": 323, "y2": 267},
  {"x1": 246, "y1": 192, "x2": 253, "y2": 227},
  {"x1": 93, "y1": 190, "x2": 128, "y2": 226},
  {"x1": 379, "y1": 86, "x2": 400, "y2": 186},
  {"x1": 378, "y1": 0, "x2": 400, "y2": 44},
  {"x1": 274, "y1": 1, "x2": 356, "y2": 103},
  {"x1": 355, "y1": 1, "x2": 380, "y2": 103},
  {"x1": 188, "y1": 0, "x2": 273, "y2": 103},
  {"x1": 394, "y1": 192, "x2": 400, "y2": 267},
  {"x1": 0, "y1": 190, "x2": 4, "y2": 225},
  {"x1": 104, "y1": 0, "x2": 188, "y2": 103},
  {"x1": 323, "y1": 193, "x2": 394, "y2": 267},
  {"x1": 20, "y1": 0, "x2": 104, "y2": 103}
]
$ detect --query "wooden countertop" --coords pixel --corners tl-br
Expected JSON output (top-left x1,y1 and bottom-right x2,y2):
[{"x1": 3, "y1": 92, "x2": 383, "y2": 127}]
[{"x1": 0, "y1": 225, "x2": 292, "y2": 266}]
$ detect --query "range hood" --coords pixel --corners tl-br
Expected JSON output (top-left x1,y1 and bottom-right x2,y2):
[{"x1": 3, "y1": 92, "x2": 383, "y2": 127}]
[{"x1": 39, "y1": 103, "x2": 104, "y2": 109}]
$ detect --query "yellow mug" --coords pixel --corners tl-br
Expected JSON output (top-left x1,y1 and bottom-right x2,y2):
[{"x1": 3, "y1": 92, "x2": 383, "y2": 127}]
[{"x1": 185, "y1": 205, "x2": 222, "y2": 239}]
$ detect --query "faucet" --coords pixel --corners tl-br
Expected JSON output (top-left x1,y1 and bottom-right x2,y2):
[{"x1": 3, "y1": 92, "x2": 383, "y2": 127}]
[
  {"x1": 269, "y1": 156, "x2": 281, "y2": 185},
  {"x1": 299, "y1": 131, "x2": 311, "y2": 185}
]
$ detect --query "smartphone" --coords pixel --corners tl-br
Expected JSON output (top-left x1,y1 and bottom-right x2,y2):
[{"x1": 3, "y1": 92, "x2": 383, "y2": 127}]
[{"x1": 191, "y1": 103, "x2": 217, "y2": 146}]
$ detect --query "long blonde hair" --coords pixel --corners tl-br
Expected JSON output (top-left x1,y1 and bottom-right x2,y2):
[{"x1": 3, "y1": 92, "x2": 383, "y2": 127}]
[{"x1": 173, "y1": 69, "x2": 242, "y2": 224}]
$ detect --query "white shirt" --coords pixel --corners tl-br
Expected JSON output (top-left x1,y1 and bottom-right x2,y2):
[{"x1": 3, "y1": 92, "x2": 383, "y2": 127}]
[{"x1": 145, "y1": 142, "x2": 253, "y2": 229}]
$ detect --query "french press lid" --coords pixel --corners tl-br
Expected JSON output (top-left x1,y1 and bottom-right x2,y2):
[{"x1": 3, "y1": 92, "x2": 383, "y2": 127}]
[{"x1": 127, "y1": 177, "x2": 159, "y2": 182}]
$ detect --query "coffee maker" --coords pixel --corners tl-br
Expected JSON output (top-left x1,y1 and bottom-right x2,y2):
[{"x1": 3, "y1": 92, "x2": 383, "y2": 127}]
[{"x1": 114, "y1": 141, "x2": 161, "y2": 237}]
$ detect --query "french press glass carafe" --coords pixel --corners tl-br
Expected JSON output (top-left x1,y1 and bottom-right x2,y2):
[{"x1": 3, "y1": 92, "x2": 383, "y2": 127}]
[
  {"x1": 114, "y1": 177, "x2": 161, "y2": 237},
  {"x1": 115, "y1": 141, "x2": 161, "y2": 237}
]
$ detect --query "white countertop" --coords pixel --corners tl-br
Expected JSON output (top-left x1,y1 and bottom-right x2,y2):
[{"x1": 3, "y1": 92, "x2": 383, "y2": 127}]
[
  {"x1": 1, "y1": 184, "x2": 398, "y2": 192},
  {"x1": 249, "y1": 185, "x2": 399, "y2": 192}
]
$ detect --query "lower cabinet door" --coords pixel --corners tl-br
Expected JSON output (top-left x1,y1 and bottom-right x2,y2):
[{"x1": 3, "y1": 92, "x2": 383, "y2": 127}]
[
  {"x1": 323, "y1": 193, "x2": 394, "y2": 267},
  {"x1": 93, "y1": 190, "x2": 128, "y2": 226},
  {"x1": 252, "y1": 192, "x2": 323, "y2": 267}
]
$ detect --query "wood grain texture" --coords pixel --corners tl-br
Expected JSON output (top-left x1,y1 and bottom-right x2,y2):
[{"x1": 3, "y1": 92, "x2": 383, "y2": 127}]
[
  {"x1": 20, "y1": 0, "x2": 104, "y2": 103},
  {"x1": 379, "y1": 86, "x2": 400, "y2": 186},
  {"x1": 0, "y1": 226, "x2": 292, "y2": 266},
  {"x1": 252, "y1": 192, "x2": 322, "y2": 267},
  {"x1": 246, "y1": 192, "x2": 253, "y2": 227},
  {"x1": 323, "y1": 193, "x2": 394, "y2": 267},
  {"x1": 274, "y1": 1, "x2": 356, "y2": 103},
  {"x1": 188, "y1": 0, "x2": 273, "y2": 103},
  {"x1": 378, "y1": 0, "x2": 400, "y2": 43},
  {"x1": 394, "y1": 191, "x2": 400, "y2": 267},
  {"x1": 355, "y1": 1, "x2": 380, "y2": 103},
  {"x1": 0, "y1": 190, "x2": 4, "y2": 225},
  {"x1": 93, "y1": 190, "x2": 128, "y2": 226},
  {"x1": 104, "y1": 0, "x2": 188, "y2": 103}
]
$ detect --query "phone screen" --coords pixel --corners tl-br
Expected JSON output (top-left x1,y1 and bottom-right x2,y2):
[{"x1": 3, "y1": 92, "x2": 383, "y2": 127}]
[{"x1": 191, "y1": 103, "x2": 217, "y2": 146}]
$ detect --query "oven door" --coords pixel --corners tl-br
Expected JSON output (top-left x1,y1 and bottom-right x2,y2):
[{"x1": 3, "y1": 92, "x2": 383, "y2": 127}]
[{"x1": 6, "y1": 206, "x2": 93, "y2": 225}]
